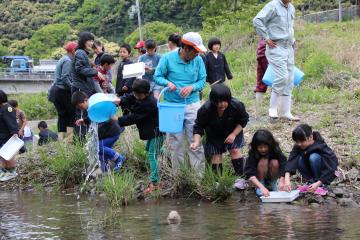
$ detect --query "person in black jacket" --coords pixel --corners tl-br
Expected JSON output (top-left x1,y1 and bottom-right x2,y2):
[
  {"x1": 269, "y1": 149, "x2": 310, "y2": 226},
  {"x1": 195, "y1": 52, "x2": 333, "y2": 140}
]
[
  {"x1": 245, "y1": 129, "x2": 287, "y2": 197},
  {"x1": 191, "y1": 84, "x2": 249, "y2": 179},
  {"x1": 37, "y1": 121, "x2": 58, "y2": 146},
  {"x1": 116, "y1": 79, "x2": 164, "y2": 194},
  {"x1": 0, "y1": 90, "x2": 19, "y2": 181},
  {"x1": 205, "y1": 37, "x2": 233, "y2": 85},
  {"x1": 115, "y1": 44, "x2": 136, "y2": 96},
  {"x1": 72, "y1": 91, "x2": 125, "y2": 173},
  {"x1": 72, "y1": 32, "x2": 106, "y2": 96},
  {"x1": 283, "y1": 124, "x2": 338, "y2": 193}
]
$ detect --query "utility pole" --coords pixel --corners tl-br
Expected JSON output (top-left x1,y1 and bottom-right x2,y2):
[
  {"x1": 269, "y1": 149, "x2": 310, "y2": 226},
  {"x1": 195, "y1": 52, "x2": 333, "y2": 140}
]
[
  {"x1": 136, "y1": 0, "x2": 143, "y2": 41},
  {"x1": 338, "y1": 0, "x2": 342, "y2": 22}
]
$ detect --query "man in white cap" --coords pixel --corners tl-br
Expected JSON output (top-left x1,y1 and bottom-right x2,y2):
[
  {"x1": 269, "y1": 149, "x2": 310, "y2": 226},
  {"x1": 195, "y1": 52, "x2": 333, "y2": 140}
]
[
  {"x1": 253, "y1": 0, "x2": 299, "y2": 121},
  {"x1": 154, "y1": 32, "x2": 207, "y2": 174}
]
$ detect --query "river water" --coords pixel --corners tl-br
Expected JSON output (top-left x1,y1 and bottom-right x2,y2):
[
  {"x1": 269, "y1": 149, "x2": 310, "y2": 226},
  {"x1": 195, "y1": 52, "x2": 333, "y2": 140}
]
[{"x1": 0, "y1": 192, "x2": 359, "y2": 239}]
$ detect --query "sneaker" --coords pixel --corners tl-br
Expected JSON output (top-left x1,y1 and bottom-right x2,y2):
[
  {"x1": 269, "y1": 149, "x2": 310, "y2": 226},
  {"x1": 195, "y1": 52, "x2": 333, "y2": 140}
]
[
  {"x1": 0, "y1": 169, "x2": 7, "y2": 178},
  {"x1": 0, "y1": 171, "x2": 18, "y2": 182},
  {"x1": 113, "y1": 155, "x2": 126, "y2": 172},
  {"x1": 255, "y1": 187, "x2": 263, "y2": 197},
  {"x1": 234, "y1": 178, "x2": 248, "y2": 190}
]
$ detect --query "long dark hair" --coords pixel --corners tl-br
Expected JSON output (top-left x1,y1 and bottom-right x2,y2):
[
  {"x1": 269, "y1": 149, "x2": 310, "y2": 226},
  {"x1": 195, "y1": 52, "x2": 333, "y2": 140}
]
[
  {"x1": 77, "y1": 32, "x2": 95, "y2": 50},
  {"x1": 249, "y1": 129, "x2": 282, "y2": 159},
  {"x1": 292, "y1": 124, "x2": 324, "y2": 143}
]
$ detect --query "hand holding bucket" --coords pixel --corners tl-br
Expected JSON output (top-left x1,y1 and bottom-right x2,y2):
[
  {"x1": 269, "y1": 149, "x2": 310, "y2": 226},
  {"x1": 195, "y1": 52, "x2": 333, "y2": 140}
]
[{"x1": 157, "y1": 87, "x2": 186, "y2": 133}]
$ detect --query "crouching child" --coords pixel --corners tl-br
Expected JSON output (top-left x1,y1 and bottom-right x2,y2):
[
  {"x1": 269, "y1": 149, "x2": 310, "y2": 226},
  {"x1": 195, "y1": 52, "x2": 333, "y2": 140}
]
[
  {"x1": 283, "y1": 124, "x2": 338, "y2": 194},
  {"x1": 116, "y1": 79, "x2": 164, "y2": 194},
  {"x1": 245, "y1": 129, "x2": 287, "y2": 197},
  {"x1": 72, "y1": 91, "x2": 125, "y2": 173}
]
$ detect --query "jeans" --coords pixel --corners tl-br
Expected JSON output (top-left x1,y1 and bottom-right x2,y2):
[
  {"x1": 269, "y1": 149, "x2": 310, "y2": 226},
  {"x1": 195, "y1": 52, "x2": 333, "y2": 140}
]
[
  {"x1": 167, "y1": 102, "x2": 205, "y2": 175},
  {"x1": 298, "y1": 153, "x2": 322, "y2": 181},
  {"x1": 146, "y1": 136, "x2": 165, "y2": 183},
  {"x1": 99, "y1": 134, "x2": 120, "y2": 172}
]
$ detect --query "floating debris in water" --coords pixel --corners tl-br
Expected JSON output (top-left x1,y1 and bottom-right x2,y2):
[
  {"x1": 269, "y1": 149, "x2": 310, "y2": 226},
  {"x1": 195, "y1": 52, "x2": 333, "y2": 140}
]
[{"x1": 167, "y1": 211, "x2": 181, "y2": 224}]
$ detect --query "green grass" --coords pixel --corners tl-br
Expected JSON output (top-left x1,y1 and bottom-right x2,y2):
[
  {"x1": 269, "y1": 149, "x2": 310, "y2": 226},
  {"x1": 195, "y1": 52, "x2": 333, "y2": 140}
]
[
  {"x1": 40, "y1": 142, "x2": 87, "y2": 188},
  {"x1": 9, "y1": 92, "x2": 57, "y2": 120},
  {"x1": 100, "y1": 171, "x2": 137, "y2": 207}
]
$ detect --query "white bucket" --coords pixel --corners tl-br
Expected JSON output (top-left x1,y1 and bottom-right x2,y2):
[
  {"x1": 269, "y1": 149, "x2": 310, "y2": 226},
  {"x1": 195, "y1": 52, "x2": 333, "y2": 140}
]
[{"x1": 0, "y1": 136, "x2": 24, "y2": 161}]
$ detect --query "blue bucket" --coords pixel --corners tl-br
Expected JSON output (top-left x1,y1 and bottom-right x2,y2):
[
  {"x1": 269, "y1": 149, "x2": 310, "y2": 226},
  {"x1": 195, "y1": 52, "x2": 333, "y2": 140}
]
[
  {"x1": 88, "y1": 93, "x2": 117, "y2": 123},
  {"x1": 157, "y1": 87, "x2": 186, "y2": 133},
  {"x1": 263, "y1": 65, "x2": 305, "y2": 87}
]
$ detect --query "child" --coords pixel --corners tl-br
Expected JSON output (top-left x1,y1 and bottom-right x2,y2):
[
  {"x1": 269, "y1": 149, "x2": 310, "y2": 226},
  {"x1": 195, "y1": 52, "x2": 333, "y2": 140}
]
[
  {"x1": 93, "y1": 54, "x2": 115, "y2": 93},
  {"x1": 283, "y1": 124, "x2": 338, "y2": 193},
  {"x1": 138, "y1": 39, "x2": 162, "y2": 98},
  {"x1": 134, "y1": 40, "x2": 146, "y2": 59},
  {"x1": 117, "y1": 79, "x2": 164, "y2": 193},
  {"x1": 115, "y1": 44, "x2": 136, "y2": 96},
  {"x1": 38, "y1": 121, "x2": 58, "y2": 146},
  {"x1": 168, "y1": 33, "x2": 181, "y2": 51},
  {"x1": 255, "y1": 38, "x2": 269, "y2": 115},
  {"x1": 245, "y1": 129, "x2": 287, "y2": 197},
  {"x1": 190, "y1": 84, "x2": 249, "y2": 186},
  {"x1": 8, "y1": 100, "x2": 31, "y2": 153},
  {"x1": 92, "y1": 39, "x2": 105, "y2": 66},
  {"x1": 0, "y1": 90, "x2": 19, "y2": 181},
  {"x1": 205, "y1": 37, "x2": 233, "y2": 85},
  {"x1": 71, "y1": 91, "x2": 125, "y2": 173}
]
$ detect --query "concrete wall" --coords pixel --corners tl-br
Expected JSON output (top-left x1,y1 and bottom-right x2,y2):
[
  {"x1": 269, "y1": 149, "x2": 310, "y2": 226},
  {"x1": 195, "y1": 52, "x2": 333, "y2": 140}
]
[{"x1": 0, "y1": 79, "x2": 53, "y2": 94}]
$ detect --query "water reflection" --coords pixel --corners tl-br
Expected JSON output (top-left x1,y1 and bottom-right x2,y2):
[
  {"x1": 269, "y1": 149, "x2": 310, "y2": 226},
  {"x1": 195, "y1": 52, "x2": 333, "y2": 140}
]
[{"x1": 0, "y1": 192, "x2": 359, "y2": 239}]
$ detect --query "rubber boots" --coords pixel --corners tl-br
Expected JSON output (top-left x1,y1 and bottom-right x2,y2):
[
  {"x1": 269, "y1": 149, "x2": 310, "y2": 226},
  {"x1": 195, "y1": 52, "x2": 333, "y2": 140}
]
[
  {"x1": 269, "y1": 91, "x2": 279, "y2": 119},
  {"x1": 278, "y1": 95, "x2": 299, "y2": 121}
]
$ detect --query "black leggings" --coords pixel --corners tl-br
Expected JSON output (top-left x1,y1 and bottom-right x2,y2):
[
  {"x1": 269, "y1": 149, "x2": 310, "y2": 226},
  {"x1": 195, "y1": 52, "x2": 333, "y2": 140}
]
[{"x1": 54, "y1": 87, "x2": 75, "y2": 132}]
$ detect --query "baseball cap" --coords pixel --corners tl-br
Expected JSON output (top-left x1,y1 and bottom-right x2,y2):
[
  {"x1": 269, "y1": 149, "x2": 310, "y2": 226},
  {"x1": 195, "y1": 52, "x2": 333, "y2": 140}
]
[
  {"x1": 64, "y1": 41, "x2": 77, "y2": 52},
  {"x1": 181, "y1": 32, "x2": 207, "y2": 53},
  {"x1": 134, "y1": 40, "x2": 145, "y2": 49}
]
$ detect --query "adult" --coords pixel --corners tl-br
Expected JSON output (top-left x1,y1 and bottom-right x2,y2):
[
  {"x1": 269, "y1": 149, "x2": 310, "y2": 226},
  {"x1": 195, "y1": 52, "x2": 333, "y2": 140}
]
[
  {"x1": 72, "y1": 32, "x2": 105, "y2": 97},
  {"x1": 154, "y1": 32, "x2": 207, "y2": 174},
  {"x1": 253, "y1": 0, "x2": 299, "y2": 121},
  {"x1": 53, "y1": 41, "x2": 77, "y2": 141},
  {"x1": 92, "y1": 40, "x2": 105, "y2": 66},
  {"x1": 168, "y1": 33, "x2": 182, "y2": 51}
]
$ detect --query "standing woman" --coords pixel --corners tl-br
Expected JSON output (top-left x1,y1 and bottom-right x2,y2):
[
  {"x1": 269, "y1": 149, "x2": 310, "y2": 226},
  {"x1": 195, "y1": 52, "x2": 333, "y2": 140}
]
[
  {"x1": 53, "y1": 41, "x2": 77, "y2": 141},
  {"x1": 0, "y1": 90, "x2": 19, "y2": 182},
  {"x1": 92, "y1": 40, "x2": 105, "y2": 66},
  {"x1": 72, "y1": 32, "x2": 105, "y2": 97}
]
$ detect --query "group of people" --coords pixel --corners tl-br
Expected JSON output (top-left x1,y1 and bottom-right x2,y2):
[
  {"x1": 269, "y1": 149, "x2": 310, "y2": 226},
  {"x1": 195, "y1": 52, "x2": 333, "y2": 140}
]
[{"x1": 0, "y1": 0, "x2": 339, "y2": 196}]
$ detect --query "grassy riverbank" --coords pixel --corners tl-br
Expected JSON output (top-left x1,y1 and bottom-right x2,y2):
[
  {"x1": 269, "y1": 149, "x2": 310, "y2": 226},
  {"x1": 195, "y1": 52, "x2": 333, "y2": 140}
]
[{"x1": 2, "y1": 20, "x2": 360, "y2": 207}]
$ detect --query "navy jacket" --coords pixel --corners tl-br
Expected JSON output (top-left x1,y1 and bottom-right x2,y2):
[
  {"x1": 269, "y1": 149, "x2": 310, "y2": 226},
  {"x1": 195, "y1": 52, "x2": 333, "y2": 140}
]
[
  {"x1": 245, "y1": 150, "x2": 287, "y2": 179},
  {"x1": 0, "y1": 103, "x2": 18, "y2": 145},
  {"x1": 118, "y1": 94, "x2": 161, "y2": 140},
  {"x1": 115, "y1": 58, "x2": 136, "y2": 96},
  {"x1": 285, "y1": 141, "x2": 338, "y2": 184},
  {"x1": 193, "y1": 98, "x2": 249, "y2": 148},
  {"x1": 205, "y1": 52, "x2": 233, "y2": 84},
  {"x1": 38, "y1": 129, "x2": 58, "y2": 146},
  {"x1": 72, "y1": 49, "x2": 98, "y2": 95}
]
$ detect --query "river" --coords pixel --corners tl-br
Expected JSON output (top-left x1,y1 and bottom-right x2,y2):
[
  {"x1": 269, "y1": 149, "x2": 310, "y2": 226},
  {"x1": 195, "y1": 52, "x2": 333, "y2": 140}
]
[{"x1": 0, "y1": 192, "x2": 360, "y2": 239}]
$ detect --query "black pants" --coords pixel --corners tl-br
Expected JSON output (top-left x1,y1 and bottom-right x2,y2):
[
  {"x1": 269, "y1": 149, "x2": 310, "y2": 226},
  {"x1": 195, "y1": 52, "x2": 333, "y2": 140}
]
[{"x1": 54, "y1": 87, "x2": 75, "y2": 132}]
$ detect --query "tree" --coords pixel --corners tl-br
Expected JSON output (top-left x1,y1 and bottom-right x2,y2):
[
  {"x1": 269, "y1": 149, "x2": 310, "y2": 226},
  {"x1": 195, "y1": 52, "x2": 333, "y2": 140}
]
[
  {"x1": 25, "y1": 23, "x2": 75, "y2": 60},
  {"x1": 125, "y1": 21, "x2": 182, "y2": 47}
]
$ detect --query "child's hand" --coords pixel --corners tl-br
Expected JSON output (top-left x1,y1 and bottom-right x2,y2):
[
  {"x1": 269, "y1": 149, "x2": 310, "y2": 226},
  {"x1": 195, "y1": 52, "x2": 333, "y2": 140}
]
[
  {"x1": 283, "y1": 179, "x2": 292, "y2": 192},
  {"x1": 190, "y1": 142, "x2": 200, "y2": 151},
  {"x1": 261, "y1": 186, "x2": 270, "y2": 197},
  {"x1": 307, "y1": 181, "x2": 322, "y2": 193},
  {"x1": 111, "y1": 116, "x2": 118, "y2": 121},
  {"x1": 122, "y1": 86, "x2": 128, "y2": 91},
  {"x1": 75, "y1": 119, "x2": 85, "y2": 126},
  {"x1": 113, "y1": 97, "x2": 121, "y2": 105},
  {"x1": 180, "y1": 86, "x2": 194, "y2": 97},
  {"x1": 224, "y1": 133, "x2": 236, "y2": 144},
  {"x1": 97, "y1": 72, "x2": 106, "y2": 82},
  {"x1": 18, "y1": 129, "x2": 24, "y2": 138}
]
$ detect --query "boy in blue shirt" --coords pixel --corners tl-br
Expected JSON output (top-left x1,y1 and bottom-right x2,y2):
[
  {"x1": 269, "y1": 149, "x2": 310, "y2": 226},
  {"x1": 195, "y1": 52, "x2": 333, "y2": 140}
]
[{"x1": 138, "y1": 39, "x2": 162, "y2": 98}]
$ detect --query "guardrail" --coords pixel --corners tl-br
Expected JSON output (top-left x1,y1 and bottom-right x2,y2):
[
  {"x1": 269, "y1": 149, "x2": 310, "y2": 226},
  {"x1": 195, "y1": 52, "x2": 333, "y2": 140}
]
[{"x1": 0, "y1": 68, "x2": 55, "y2": 81}]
